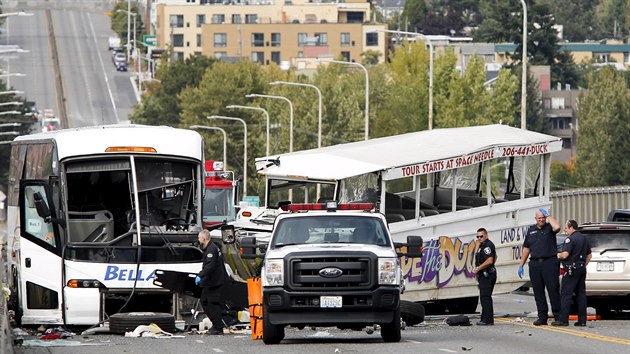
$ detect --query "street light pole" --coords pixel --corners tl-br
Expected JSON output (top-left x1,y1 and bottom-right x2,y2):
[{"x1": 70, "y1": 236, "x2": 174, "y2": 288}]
[
  {"x1": 0, "y1": 73, "x2": 26, "y2": 79},
  {"x1": 0, "y1": 102, "x2": 22, "y2": 107},
  {"x1": 246, "y1": 93, "x2": 294, "y2": 152},
  {"x1": 317, "y1": 59, "x2": 369, "y2": 140},
  {"x1": 226, "y1": 105, "x2": 270, "y2": 156},
  {"x1": 207, "y1": 115, "x2": 248, "y2": 197},
  {"x1": 519, "y1": 0, "x2": 528, "y2": 130},
  {"x1": 190, "y1": 125, "x2": 228, "y2": 170},
  {"x1": 374, "y1": 29, "x2": 433, "y2": 130},
  {"x1": 269, "y1": 81, "x2": 322, "y2": 149},
  {"x1": 0, "y1": 111, "x2": 21, "y2": 116},
  {"x1": 127, "y1": 0, "x2": 132, "y2": 60}
]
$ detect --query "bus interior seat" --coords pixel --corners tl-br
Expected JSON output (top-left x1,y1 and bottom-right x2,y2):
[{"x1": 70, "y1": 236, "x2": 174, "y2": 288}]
[
  {"x1": 68, "y1": 210, "x2": 114, "y2": 242},
  {"x1": 350, "y1": 227, "x2": 377, "y2": 243},
  {"x1": 324, "y1": 232, "x2": 339, "y2": 242},
  {"x1": 385, "y1": 213, "x2": 405, "y2": 223}
]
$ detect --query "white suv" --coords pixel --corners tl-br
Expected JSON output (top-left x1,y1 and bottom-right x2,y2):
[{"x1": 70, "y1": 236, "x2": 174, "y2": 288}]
[{"x1": 578, "y1": 222, "x2": 630, "y2": 318}]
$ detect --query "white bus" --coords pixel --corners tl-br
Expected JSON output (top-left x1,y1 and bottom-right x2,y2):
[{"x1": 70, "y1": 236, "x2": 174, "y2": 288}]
[
  {"x1": 254, "y1": 124, "x2": 562, "y2": 313},
  {"x1": 6, "y1": 124, "x2": 205, "y2": 326}
]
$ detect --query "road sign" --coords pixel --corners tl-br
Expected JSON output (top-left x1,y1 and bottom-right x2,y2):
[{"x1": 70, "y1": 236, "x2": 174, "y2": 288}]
[{"x1": 143, "y1": 35, "x2": 156, "y2": 47}]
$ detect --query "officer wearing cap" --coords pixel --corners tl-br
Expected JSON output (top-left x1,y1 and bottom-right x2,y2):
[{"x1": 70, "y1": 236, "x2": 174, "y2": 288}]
[
  {"x1": 552, "y1": 220, "x2": 592, "y2": 327},
  {"x1": 474, "y1": 228, "x2": 496, "y2": 326},
  {"x1": 517, "y1": 208, "x2": 561, "y2": 326}
]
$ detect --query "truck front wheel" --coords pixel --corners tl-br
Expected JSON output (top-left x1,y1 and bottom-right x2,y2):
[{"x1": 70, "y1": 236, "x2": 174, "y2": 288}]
[
  {"x1": 380, "y1": 308, "x2": 401, "y2": 342},
  {"x1": 262, "y1": 306, "x2": 285, "y2": 344}
]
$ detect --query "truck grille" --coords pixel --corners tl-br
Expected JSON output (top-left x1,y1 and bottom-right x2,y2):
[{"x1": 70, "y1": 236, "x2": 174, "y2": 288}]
[{"x1": 289, "y1": 255, "x2": 373, "y2": 290}]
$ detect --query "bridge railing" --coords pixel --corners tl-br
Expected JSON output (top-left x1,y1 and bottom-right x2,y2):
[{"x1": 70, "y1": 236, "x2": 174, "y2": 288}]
[{"x1": 551, "y1": 186, "x2": 630, "y2": 225}]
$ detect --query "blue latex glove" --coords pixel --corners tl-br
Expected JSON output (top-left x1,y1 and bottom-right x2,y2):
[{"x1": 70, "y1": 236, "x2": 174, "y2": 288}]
[
  {"x1": 195, "y1": 276, "x2": 201, "y2": 286},
  {"x1": 517, "y1": 265, "x2": 524, "y2": 279},
  {"x1": 539, "y1": 208, "x2": 549, "y2": 218}
]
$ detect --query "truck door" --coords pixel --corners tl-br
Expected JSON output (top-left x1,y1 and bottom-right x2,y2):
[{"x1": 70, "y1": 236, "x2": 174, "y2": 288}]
[{"x1": 18, "y1": 181, "x2": 63, "y2": 324}]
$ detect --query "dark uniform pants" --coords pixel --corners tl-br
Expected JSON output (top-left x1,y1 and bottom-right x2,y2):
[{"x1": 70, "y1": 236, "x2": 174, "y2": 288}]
[
  {"x1": 559, "y1": 266, "x2": 587, "y2": 324},
  {"x1": 201, "y1": 285, "x2": 225, "y2": 330},
  {"x1": 478, "y1": 272, "x2": 497, "y2": 323},
  {"x1": 529, "y1": 258, "x2": 561, "y2": 320}
]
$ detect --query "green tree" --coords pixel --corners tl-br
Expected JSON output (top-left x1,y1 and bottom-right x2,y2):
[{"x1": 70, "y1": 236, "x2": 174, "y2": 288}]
[
  {"x1": 130, "y1": 55, "x2": 215, "y2": 126},
  {"x1": 485, "y1": 68, "x2": 519, "y2": 126},
  {"x1": 401, "y1": 0, "x2": 428, "y2": 33},
  {"x1": 575, "y1": 67, "x2": 630, "y2": 186},
  {"x1": 538, "y1": 0, "x2": 598, "y2": 41},
  {"x1": 110, "y1": 1, "x2": 143, "y2": 50}
]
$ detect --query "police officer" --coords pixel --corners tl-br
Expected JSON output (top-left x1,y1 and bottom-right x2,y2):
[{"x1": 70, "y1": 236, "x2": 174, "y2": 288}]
[
  {"x1": 474, "y1": 228, "x2": 497, "y2": 325},
  {"x1": 517, "y1": 208, "x2": 561, "y2": 326},
  {"x1": 552, "y1": 220, "x2": 592, "y2": 327},
  {"x1": 195, "y1": 229, "x2": 229, "y2": 335}
]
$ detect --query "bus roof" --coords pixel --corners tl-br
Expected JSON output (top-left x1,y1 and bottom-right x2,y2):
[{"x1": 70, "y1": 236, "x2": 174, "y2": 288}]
[
  {"x1": 12, "y1": 124, "x2": 204, "y2": 161},
  {"x1": 256, "y1": 124, "x2": 563, "y2": 181}
]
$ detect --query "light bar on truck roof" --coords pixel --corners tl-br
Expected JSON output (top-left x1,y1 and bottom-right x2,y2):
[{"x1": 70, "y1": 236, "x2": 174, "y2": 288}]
[
  {"x1": 287, "y1": 202, "x2": 375, "y2": 212},
  {"x1": 105, "y1": 146, "x2": 157, "y2": 153}
]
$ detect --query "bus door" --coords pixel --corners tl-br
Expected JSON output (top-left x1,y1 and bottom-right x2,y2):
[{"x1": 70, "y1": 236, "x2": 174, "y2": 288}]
[{"x1": 18, "y1": 181, "x2": 63, "y2": 324}]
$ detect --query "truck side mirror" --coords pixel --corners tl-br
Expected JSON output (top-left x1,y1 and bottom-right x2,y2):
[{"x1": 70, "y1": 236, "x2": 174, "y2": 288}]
[
  {"x1": 240, "y1": 236, "x2": 264, "y2": 259},
  {"x1": 397, "y1": 235, "x2": 424, "y2": 258}
]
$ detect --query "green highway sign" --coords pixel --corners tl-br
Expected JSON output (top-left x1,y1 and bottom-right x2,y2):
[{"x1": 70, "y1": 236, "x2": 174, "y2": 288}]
[{"x1": 143, "y1": 35, "x2": 156, "y2": 47}]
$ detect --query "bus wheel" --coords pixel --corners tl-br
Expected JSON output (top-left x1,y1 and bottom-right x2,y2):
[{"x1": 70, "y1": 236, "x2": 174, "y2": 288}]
[{"x1": 109, "y1": 312, "x2": 176, "y2": 334}]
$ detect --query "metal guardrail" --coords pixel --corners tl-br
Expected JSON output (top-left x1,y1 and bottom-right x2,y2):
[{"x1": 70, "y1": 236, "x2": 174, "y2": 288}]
[{"x1": 551, "y1": 186, "x2": 630, "y2": 225}]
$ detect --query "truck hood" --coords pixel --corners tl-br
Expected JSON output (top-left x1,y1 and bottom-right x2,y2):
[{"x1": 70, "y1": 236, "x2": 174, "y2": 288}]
[{"x1": 265, "y1": 243, "x2": 396, "y2": 259}]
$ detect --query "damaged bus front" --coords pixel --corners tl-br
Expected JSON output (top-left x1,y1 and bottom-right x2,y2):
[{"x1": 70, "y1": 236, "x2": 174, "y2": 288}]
[{"x1": 6, "y1": 125, "x2": 205, "y2": 326}]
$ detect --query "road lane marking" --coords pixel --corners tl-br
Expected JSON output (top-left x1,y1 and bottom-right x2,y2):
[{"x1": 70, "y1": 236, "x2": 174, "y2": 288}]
[
  {"x1": 496, "y1": 318, "x2": 630, "y2": 345},
  {"x1": 212, "y1": 348, "x2": 224, "y2": 353},
  {"x1": 438, "y1": 348, "x2": 457, "y2": 353},
  {"x1": 87, "y1": 12, "x2": 119, "y2": 123}
]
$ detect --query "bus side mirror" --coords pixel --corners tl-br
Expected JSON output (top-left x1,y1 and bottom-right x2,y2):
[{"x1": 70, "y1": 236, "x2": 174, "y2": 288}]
[
  {"x1": 396, "y1": 235, "x2": 424, "y2": 258},
  {"x1": 33, "y1": 192, "x2": 52, "y2": 221},
  {"x1": 221, "y1": 225, "x2": 236, "y2": 244}
]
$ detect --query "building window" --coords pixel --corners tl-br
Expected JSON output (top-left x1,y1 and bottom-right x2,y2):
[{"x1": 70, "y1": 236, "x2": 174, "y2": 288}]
[
  {"x1": 271, "y1": 33, "x2": 281, "y2": 47},
  {"x1": 543, "y1": 98, "x2": 551, "y2": 109},
  {"x1": 252, "y1": 52, "x2": 264, "y2": 64},
  {"x1": 341, "y1": 51, "x2": 350, "y2": 61},
  {"x1": 298, "y1": 51, "x2": 304, "y2": 58},
  {"x1": 341, "y1": 33, "x2": 350, "y2": 47},
  {"x1": 197, "y1": 34, "x2": 202, "y2": 47},
  {"x1": 194, "y1": 51, "x2": 202, "y2": 56},
  {"x1": 214, "y1": 33, "x2": 227, "y2": 47},
  {"x1": 298, "y1": 33, "x2": 307, "y2": 47},
  {"x1": 346, "y1": 12, "x2": 364, "y2": 23},
  {"x1": 315, "y1": 32, "x2": 328, "y2": 46},
  {"x1": 170, "y1": 15, "x2": 184, "y2": 28},
  {"x1": 173, "y1": 34, "x2": 184, "y2": 47},
  {"x1": 173, "y1": 52, "x2": 184, "y2": 61},
  {"x1": 196, "y1": 14, "x2": 205, "y2": 28},
  {"x1": 245, "y1": 14, "x2": 258, "y2": 24},
  {"x1": 232, "y1": 14, "x2": 241, "y2": 24},
  {"x1": 212, "y1": 14, "x2": 225, "y2": 24},
  {"x1": 551, "y1": 97, "x2": 565, "y2": 109},
  {"x1": 271, "y1": 51, "x2": 281, "y2": 65},
  {"x1": 214, "y1": 52, "x2": 227, "y2": 59},
  {"x1": 252, "y1": 33, "x2": 264, "y2": 47},
  {"x1": 366, "y1": 33, "x2": 378, "y2": 46}
]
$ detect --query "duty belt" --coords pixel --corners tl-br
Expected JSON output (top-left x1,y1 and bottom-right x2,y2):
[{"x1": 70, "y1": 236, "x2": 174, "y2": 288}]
[{"x1": 531, "y1": 256, "x2": 555, "y2": 262}]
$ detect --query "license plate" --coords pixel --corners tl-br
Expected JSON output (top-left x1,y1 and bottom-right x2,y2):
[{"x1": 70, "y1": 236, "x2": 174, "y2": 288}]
[
  {"x1": 596, "y1": 262, "x2": 614, "y2": 271},
  {"x1": 320, "y1": 296, "x2": 342, "y2": 308}
]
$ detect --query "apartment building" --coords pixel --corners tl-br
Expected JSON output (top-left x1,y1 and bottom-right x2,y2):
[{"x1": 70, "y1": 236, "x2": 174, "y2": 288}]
[{"x1": 154, "y1": 0, "x2": 387, "y2": 65}]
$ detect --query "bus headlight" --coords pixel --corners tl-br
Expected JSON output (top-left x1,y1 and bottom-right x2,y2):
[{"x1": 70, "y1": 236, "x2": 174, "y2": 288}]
[
  {"x1": 262, "y1": 260, "x2": 284, "y2": 287},
  {"x1": 67, "y1": 279, "x2": 104, "y2": 288},
  {"x1": 378, "y1": 258, "x2": 399, "y2": 285}
]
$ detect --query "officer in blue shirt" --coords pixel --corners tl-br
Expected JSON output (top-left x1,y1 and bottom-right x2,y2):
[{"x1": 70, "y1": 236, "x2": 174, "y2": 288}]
[
  {"x1": 517, "y1": 208, "x2": 561, "y2": 326},
  {"x1": 552, "y1": 220, "x2": 592, "y2": 327}
]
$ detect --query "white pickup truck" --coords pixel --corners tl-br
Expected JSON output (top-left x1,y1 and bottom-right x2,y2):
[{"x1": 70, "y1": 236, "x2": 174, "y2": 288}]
[{"x1": 241, "y1": 201, "x2": 423, "y2": 344}]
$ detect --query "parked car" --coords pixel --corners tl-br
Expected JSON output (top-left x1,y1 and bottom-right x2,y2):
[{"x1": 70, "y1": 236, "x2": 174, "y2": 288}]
[
  {"x1": 112, "y1": 52, "x2": 126, "y2": 64},
  {"x1": 577, "y1": 221, "x2": 630, "y2": 317}
]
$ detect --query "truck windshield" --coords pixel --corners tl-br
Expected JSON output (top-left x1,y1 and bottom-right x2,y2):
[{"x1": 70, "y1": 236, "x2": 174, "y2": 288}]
[{"x1": 272, "y1": 216, "x2": 389, "y2": 247}]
